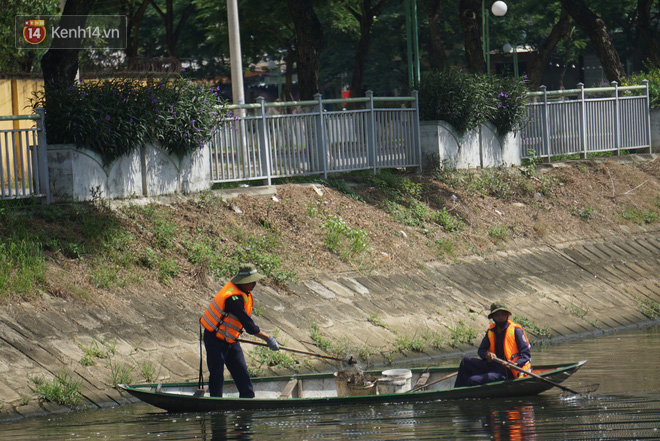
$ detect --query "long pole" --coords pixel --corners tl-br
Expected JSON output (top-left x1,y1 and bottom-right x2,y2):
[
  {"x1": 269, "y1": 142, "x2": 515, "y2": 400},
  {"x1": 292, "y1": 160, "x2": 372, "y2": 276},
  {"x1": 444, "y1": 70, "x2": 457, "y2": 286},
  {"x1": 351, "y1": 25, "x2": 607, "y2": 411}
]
[
  {"x1": 227, "y1": 0, "x2": 245, "y2": 115},
  {"x1": 239, "y1": 339, "x2": 356, "y2": 364},
  {"x1": 493, "y1": 357, "x2": 582, "y2": 395}
]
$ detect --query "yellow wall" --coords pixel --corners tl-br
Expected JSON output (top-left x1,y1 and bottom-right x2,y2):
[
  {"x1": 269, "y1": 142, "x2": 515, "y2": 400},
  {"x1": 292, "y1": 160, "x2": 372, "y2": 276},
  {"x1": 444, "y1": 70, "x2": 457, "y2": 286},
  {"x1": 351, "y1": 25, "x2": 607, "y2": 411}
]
[{"x1": 0, "y1": 79, "x2": 44, "y2": 187}]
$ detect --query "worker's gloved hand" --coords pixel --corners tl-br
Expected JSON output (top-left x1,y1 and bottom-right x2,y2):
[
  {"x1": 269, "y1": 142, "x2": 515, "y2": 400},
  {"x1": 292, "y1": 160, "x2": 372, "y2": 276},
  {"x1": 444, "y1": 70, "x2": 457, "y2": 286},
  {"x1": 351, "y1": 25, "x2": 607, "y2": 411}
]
[{"x1": 266, "y1": 336, "x2": 279, "y2": 351}]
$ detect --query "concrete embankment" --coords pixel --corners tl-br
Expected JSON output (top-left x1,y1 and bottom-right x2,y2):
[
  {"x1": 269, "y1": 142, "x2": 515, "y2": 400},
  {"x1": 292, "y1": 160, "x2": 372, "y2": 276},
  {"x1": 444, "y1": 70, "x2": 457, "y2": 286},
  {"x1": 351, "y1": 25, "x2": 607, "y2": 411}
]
[{"x1": 1, "y1": 227, "x2": 659, "y2": 420}]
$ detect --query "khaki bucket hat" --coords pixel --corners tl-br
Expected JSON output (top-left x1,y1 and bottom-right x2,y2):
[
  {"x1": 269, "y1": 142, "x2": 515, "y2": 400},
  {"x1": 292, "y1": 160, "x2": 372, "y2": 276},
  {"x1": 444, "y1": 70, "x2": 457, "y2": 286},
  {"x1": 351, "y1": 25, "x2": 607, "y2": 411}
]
[
  {"x1": 488, "y1": 302, "x2": 511, "y2": 319},
  {"x1": 231, "y1": 264, "x2": 265, "y2": 285}
]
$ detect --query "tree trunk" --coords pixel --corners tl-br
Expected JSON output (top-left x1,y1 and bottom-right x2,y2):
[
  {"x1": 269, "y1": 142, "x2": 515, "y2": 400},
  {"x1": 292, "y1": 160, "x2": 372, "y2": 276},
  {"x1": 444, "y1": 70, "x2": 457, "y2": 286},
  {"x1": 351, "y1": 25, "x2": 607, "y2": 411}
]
[
  {"x1": 560, "y1": 0, "x2": 626, "y2": 83},
  {"x1": 287, "y1": 0, "x2": 323, "y2": 100},
  {"x1": 41, "y1": 0, "x2": 95, "y2": 86},
  {"x1": 526, "y1": 7, "x2": 572, "y2": 91},
  {"x1": 347, "y1": 0, "x2": 387, "y2": 97},
  {"x1": 424, "y1": 0, "x2": 448, "y2": 71},
  {"x1": 458, "y1": 0, "x2": 485, "y2": 73},
  {"x1": 636, "y1": 0, "x2": 660, "y2": 67}
]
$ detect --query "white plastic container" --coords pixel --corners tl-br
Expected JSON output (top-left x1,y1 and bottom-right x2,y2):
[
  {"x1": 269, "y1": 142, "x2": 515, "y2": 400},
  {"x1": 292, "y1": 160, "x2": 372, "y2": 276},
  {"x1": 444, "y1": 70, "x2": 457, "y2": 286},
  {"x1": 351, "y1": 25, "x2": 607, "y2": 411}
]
[{"x1": 377, "y1": 369, "x2": 413, "y2": 394}]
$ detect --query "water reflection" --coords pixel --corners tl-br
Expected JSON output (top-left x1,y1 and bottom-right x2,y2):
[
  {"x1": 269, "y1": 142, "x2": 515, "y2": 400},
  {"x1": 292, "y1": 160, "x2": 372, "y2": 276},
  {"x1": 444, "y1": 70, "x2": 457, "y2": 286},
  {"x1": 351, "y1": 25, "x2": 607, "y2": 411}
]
[{"x1": 200, "y1": 412, "x2": 253, "y2": 441}]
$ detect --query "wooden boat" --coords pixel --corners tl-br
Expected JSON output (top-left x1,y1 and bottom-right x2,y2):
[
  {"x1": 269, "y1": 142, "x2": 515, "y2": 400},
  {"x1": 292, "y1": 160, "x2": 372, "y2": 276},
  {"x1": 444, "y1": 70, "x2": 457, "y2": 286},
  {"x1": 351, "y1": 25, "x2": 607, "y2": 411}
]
[{"x1": 119, "y1": 361, "x2": 587, "y2": 413}]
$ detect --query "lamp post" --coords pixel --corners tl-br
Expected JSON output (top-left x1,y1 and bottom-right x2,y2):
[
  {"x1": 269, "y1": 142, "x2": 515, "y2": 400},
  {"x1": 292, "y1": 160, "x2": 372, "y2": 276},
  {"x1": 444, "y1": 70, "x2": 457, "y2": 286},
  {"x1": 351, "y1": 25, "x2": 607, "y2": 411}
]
[
  {"x1": 502, "y1": 42, "x2": 518, "y2": 77},
  {"x1": 405, "y1": 0, "x2": 420, "y2": 88},
  {"x1": 483, "y1": 0, "x2": 507, "y2": 73}
]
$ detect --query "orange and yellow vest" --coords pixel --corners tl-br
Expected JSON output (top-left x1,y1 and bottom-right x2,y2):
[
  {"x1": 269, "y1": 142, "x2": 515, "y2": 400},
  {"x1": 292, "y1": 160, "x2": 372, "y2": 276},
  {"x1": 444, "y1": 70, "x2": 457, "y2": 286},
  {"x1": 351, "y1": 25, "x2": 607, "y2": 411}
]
[
  {"x1": 488, "y1": 320, "x2": 531, "y2": 379},
  {"x1": 200, "y1": 282, "x2": 253, "y2": 343}
]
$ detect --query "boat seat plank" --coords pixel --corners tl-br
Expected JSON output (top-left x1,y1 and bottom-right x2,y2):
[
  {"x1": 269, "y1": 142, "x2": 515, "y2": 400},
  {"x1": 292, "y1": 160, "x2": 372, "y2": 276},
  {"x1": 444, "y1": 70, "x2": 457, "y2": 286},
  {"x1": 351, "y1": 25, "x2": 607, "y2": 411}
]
[
  {"x1": 414, "y1": 372, "x2": 430, "y2": 388},
  {"x1": 280, "y1": 379, "x2": 299, "y2": 399}
]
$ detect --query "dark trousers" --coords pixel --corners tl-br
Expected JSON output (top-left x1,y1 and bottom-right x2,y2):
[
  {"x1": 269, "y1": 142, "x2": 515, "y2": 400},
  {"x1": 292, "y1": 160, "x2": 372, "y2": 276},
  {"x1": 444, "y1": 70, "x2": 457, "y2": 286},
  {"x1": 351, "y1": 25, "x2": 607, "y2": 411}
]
[
  {"x1": 454, "y1": 356, "x2": 507, "y2": 388},
  {"x1": 203, "y1": 330, "x2": 255, "y2": 398}
]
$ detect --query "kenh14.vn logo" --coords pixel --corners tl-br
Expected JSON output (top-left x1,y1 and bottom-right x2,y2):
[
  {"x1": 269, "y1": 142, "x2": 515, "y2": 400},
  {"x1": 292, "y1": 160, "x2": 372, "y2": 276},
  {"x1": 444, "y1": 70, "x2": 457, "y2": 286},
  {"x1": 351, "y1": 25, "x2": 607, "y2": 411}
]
[{"x1": 23, "y1": 19, "x2": 46, "y2": 44}]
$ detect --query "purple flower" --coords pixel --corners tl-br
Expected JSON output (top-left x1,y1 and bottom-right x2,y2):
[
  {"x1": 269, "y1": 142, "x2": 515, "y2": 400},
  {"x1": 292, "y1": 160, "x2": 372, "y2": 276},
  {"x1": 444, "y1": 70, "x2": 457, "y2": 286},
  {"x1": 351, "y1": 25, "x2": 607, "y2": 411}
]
[
  {"x1": 184, "y1": 133, "x2": 188, "y2": 137},
  {"x1": 72, "y1": 122, "x2": 77, "y2": 126},
  {"x1": 105, "y1": 115, "x2": 111, "y2": 121},
  {"x1": 190, "y1": 120, "x2": 195, "y2": 125},
  {"x1": 129, "y1": 118, "x2": 134, "y2": 123},
  {"x1": 152, "y1": 99, "x2": 158, "y2": 104}
]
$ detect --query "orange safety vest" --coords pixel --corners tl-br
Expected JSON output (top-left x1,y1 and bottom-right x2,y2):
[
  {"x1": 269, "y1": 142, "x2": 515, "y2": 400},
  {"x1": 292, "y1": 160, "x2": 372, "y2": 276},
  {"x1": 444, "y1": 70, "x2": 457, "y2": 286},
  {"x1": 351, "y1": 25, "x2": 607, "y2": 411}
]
[
  {"x1": 200, "y1": 282, "x2": 253, "y2": 343},
  {"x1": 487, "y1": 320, "x2": 531, "y2": 378}
]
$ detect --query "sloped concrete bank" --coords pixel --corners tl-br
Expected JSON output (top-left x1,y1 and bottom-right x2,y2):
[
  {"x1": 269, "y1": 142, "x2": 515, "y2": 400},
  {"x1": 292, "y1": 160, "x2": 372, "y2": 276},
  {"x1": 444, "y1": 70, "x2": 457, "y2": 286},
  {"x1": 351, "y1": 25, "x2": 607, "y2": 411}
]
[{"x1": 1, "y1": 229, "x2": 659, "y2": 421}]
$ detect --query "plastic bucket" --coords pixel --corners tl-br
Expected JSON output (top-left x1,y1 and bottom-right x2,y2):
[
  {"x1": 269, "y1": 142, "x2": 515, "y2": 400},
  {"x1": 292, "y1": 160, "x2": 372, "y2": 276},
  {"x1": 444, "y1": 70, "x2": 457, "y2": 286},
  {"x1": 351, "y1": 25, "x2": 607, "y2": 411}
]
[{"x1": 377, "y1": 369, "x2": 413, "y2": 394}]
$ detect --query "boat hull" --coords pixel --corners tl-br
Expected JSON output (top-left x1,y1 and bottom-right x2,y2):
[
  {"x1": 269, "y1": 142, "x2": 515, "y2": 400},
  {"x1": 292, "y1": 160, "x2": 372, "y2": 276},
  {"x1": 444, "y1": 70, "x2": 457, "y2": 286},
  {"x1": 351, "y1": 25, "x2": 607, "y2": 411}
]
[{"x1": 120, "y1": 361, "x2": 586, "y2": 413}]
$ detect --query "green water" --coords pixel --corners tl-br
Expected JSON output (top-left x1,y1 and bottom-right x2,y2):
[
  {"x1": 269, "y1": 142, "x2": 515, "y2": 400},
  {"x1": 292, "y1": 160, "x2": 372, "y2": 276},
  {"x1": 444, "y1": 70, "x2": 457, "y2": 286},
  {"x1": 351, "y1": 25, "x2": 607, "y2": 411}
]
[{"x1": 2, "y1": 325, "x2": 659, "y2": 440}]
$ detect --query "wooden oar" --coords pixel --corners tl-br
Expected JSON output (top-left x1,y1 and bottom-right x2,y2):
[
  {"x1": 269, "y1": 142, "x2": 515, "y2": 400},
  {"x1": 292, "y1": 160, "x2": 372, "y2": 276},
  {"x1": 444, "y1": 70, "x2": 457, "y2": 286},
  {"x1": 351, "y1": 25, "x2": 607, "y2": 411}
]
[
  {"x1": 239, "y1": 339, "x2": 356, "y2": 365},
  {"x1": 408, "y1": 371, "x2": 458, "y2": 393},
  {"x1": 493, "y1": 357, "x2": 586, "y2": 395}
]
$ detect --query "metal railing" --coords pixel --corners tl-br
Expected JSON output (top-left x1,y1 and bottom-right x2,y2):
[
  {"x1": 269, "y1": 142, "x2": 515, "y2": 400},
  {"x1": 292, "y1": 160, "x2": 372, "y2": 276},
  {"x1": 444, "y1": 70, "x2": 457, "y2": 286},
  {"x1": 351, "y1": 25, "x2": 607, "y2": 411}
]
[
  {"x1": 0, "y1": 108, "x2": 50, "y2": 203},
  {"x1": 521, "y1": 81, "x2": 651, "y2": 160},
  {"x1": 210, "y1": 91, "x2": 421, "y2": 185}
]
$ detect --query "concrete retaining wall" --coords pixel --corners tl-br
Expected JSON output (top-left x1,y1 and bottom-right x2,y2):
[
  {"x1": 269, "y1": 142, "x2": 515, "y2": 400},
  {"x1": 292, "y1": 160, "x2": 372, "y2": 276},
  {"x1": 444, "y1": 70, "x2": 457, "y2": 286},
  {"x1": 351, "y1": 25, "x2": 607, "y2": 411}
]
[
  {"x1": 420, "y1": 121, "x2": 521, "y2": 170},
  {"x1": 47, "y1": 144, "x2": 210, "y2": 202},
  {"x1": 1, "y1": 226, "x2": 658, "y2": 420}
]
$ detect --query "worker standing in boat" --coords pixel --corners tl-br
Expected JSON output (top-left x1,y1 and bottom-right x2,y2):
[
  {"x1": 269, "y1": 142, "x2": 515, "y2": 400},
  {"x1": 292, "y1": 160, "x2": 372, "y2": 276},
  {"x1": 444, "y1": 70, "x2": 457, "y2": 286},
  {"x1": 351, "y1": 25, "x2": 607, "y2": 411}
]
[
  {"x1": 200, "y1": 264, "x2": 279, "y2": 397},
  {"x1": 454, "y1": 302, "x2": 531, "y2": 387}
]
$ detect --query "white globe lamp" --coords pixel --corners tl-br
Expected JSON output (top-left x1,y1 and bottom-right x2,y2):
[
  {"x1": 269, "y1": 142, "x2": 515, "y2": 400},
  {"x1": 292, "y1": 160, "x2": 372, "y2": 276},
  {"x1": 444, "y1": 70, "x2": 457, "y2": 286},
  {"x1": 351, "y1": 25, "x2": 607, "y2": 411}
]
[{"x1": 491, "y1": 1, "x2": 508, "y2": 17}]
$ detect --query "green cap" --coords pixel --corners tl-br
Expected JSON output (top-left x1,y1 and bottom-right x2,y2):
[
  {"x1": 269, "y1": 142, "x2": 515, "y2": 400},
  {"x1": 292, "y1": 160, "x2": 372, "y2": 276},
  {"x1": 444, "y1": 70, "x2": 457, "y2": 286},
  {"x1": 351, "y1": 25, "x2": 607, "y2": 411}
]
[
  {"x1": 231, "y1": 264, "x2": 265, "y2": 285},
  {"x1": 488, "y1": 302, "x2": 511, "y2": 319}
]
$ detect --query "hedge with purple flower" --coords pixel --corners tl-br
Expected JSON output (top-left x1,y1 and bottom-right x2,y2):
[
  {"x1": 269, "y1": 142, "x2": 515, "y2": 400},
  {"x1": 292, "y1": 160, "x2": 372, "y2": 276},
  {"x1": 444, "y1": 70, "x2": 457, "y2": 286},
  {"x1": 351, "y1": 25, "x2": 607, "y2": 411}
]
[
  {"x1": 32, "y1": 76, "x2": 228, "y2": 165},
  {"x1": 419, "y1": 68, "x2": 528, "y2": 136}
]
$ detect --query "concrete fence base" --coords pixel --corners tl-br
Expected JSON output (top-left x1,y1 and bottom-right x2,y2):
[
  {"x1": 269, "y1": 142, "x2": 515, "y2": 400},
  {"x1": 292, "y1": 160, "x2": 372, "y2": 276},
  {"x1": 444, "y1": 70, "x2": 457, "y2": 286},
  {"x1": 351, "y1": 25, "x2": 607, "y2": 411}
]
[
  {"x1": 420, "y1": 121, "x2": 521, "y2": 170},
  {"x1": 47, "y1": 143, "x2": 210, "y2": 202}
]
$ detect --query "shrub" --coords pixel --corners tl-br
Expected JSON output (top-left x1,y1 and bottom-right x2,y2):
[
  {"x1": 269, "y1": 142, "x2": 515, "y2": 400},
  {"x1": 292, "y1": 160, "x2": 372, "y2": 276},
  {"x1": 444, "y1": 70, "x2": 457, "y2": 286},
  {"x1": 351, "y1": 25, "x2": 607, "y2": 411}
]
[
  {"x1": 32, "y1": 76, "x2": 228, "y2": 164},
  {"x1": 419, "y1": 69, "x2": 528, "y2": 135},
  {"x1": 620, "y1": 60, "x2": 660, "y2": 108}
]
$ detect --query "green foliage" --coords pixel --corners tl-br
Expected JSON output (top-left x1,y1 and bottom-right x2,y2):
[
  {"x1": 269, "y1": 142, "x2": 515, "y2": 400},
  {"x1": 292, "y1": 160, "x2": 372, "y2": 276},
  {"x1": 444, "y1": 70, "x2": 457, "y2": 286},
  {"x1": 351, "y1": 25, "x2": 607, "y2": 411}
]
[
  {"x1": 32, "y1": 76, "x2": 228, "y2": 165},
  {"x1": 620, "y1": 205, "x2": 658, "y2": 224},
  {"x1": 109, "y1": 361, "x2": 134, "y2": 388},
  {"x1": 250, "y1": 346, "x2": 300, "y2": 370},
  {"x1": 419, "y1": 69, "x2": 529, "y2": 135},
  {"x1": 632, "y1": 294, "x2": 660, "y2": 318},
  {"x1": 448, "y1": 321, "x2": 477, "y2": 347},
  {"x1": 513, "y1": 315, "x2": 553, "y2": 338},
  {"x1": 394, "y1": 333, "x2": 426, "y2": 352},
  {"x1": 487, "y1": 225, "x2": 510, "y2": 243},
  {"x1": 620, "y1": 61, "x2": 660, "y2": 108},
  {"x1": 572, "y1": 206, "x2": 595, "y2": 220},
  {"x1": 321, "y1": 215, "x2": 370, "y2": 259},
  {"x1": 79, "y1": 340, "x2": 108, "y2": 367},
  {"x1": 30, "y1": 369, "x2": 82, "y2": 407}
]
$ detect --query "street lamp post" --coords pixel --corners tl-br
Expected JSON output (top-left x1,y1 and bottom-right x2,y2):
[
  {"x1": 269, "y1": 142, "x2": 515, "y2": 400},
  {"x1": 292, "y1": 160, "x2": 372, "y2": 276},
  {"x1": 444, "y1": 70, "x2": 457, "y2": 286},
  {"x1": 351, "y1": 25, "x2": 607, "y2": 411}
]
[
  {"x1": 502, "y1": 43, "x2": 519, "y2": 77},
  {"x1": 483, "y1": 0, "x2": 508, "y2": 73}
]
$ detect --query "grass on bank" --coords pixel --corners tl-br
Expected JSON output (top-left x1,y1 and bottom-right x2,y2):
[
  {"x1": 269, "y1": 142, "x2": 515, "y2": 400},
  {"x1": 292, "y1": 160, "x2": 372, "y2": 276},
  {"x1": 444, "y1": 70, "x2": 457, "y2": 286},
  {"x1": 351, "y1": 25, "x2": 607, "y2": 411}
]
[{"x1": 2, "y1": 158, "x2": 658, "y2": 302}]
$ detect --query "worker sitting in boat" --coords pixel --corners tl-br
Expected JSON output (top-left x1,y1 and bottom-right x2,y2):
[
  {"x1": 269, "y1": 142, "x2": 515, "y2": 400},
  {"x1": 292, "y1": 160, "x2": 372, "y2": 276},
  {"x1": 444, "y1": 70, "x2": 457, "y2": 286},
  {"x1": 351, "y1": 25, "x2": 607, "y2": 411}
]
[
  {"x1": 454, "y1": 302, "x2": 531, "y2": 388},
  {"x1": 200, "y1": 264, "x2": 279, "y2": 397}
]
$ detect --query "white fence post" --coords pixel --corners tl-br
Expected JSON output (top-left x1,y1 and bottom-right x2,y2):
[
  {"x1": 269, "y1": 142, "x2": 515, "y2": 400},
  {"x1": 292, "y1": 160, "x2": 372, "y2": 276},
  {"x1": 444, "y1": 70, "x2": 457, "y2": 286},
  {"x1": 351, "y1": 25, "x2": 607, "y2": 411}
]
[
  {"x1": 644, "y1": 80, "x2": 652, "y2": 154},
  {"x1": 257, "y1": 97, "x2": 272, "y2": 185},
  {"x1": 314, "y1": 93, "x2": 328, "y2": 179},
  {"x1": 366, "y1": 90, "x2": 376, "y2": 173},
  {"x1": 35, "y1": 107, "x2": 50, "y2": 204},
  {"x1": 541, "y1": 85, "x2": 550, "y2": 160},
  {"x1": 579, "y1": 83, "x2": 587, "y2": 159},
  {"x1": 412, "y1": 90, "x2": 422, "y2": 173},
  {"x1": 613, "y1": 81, "x2": 620, "y2": 156}
]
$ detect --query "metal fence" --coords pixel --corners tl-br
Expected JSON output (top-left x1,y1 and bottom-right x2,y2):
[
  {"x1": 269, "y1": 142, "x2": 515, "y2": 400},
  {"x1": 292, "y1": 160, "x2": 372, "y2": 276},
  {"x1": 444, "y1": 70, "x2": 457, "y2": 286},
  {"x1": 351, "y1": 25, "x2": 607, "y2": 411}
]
[
  {"x1": 521, "y1": 82, "x2": 652, "y2": 160},
  {"x1": 210, "y1": 91, "x2": 421, "y2": 185},
  {"x1": 0, "y1": 108, "x2": 50, "y2": 203}
]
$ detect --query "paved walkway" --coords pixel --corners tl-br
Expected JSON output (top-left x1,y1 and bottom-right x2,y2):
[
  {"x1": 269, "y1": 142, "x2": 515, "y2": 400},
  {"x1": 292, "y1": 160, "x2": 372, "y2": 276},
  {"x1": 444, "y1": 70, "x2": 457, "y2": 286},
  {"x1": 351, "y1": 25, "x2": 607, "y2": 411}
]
[{"x1": 1, "y1": 227, "x2": 658, "y2": 420}]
